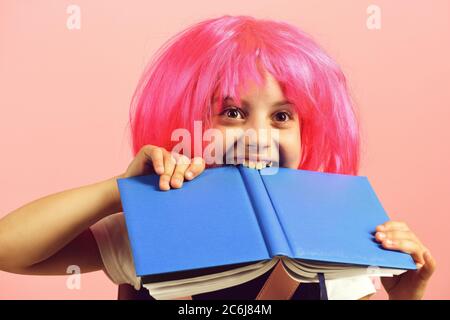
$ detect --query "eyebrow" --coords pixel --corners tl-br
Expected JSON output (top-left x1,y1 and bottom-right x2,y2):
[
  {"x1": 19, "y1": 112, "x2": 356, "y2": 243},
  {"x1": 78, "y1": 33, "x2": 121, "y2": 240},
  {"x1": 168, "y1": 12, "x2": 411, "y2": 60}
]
[{"x1": 214, "y1": 96, "x2": 292, "y2": 108}]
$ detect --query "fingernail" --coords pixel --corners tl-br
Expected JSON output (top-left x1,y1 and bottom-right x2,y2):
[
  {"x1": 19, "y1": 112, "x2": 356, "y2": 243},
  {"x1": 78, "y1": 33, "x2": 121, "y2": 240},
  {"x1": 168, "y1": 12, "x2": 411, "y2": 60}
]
[
  {"x1": 377, "y1": 225, "x2": 385, "y2": 231},
  {"x1": 185, "y1": 171, "x2": 193, "y2": 179},
  {"x1": 386, "y1": 239, "x2": 394, "y2": 246},
  {"x1": 377, "y1": 232, "x2": 386, "y2": 239},
  {"x1": 160, "y1": 183, "x2": 170, "y2": 190},
  {"x1": 160, "y1": 176, "x2": 170, "y2": 189},
  {"x1": 416, "y1": 263, "x2": 424, "y2": 269},
  {"x1": 173, "y1": 178, "x2": 181, "y2": 185}
]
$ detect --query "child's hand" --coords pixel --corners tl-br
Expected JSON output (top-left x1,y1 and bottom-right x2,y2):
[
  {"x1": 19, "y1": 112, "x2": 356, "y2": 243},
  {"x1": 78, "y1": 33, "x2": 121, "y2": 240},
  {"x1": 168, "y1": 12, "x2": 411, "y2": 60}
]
[
  {"x1": 121, "y1": 145, "x2": 205, "y2": 191},
  {"x1": 374, "y1": 221, "x2": 436, "y2": 299}
]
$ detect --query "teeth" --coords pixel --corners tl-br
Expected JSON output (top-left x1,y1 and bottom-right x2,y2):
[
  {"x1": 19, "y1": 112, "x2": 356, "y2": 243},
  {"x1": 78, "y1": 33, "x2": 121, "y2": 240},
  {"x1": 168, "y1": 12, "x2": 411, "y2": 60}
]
[{"x1": 242, "y1": 160, "x2": 272, "y2": 170}]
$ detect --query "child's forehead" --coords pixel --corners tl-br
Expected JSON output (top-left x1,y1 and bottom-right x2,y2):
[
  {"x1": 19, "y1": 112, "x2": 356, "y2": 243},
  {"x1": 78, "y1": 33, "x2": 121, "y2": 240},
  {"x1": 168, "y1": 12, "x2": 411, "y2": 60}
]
[{"x1": 211, "y1": 74, "x2": 288, "y2": 106}]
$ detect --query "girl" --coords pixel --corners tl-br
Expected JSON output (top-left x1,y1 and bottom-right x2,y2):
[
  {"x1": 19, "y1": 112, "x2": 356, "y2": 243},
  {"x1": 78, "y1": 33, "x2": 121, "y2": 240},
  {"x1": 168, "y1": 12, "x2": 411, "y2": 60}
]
[{"x1": 0, "y1": 15, "x2": 435, "y2": 300}]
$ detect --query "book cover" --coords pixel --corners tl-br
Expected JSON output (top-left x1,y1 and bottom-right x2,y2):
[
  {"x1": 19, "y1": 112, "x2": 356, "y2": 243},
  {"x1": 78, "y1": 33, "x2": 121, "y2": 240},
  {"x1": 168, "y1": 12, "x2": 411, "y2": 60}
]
[{"x1": 116, "y1": 165, "x2": 416, "y2": 280}]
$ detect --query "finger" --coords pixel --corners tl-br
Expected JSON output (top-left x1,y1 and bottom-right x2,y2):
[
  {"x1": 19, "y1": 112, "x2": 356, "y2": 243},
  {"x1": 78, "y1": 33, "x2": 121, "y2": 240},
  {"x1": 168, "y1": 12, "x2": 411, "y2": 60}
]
[
  {"x1": 159, "y1": 151, "x2": 176, "y2": 191},
  {"x1": 376, "y1": 221, "x2": 409, "y2": 232},
  {"x1": 418, "y1": 251, "x2": 436, "y2": 281},
  {"x1": 146, "y1": 146, "x2": 165, "y2": 175},
  {"x1": 381, "y1": 238, "x2": 425, "y2": 264},
  {"x1": 170, "y1": 154, "x2": 191, "y2": 188},
  {"x1": 375, "y1": 230, "x2": 419, "y2": 243},
  {"x1": 184, "y1": 157, "x2": 206, "y2": 181}
]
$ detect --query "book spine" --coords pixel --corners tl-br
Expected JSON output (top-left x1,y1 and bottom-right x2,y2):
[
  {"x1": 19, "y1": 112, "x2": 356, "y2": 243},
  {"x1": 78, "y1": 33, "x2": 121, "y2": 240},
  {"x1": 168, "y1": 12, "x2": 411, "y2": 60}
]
[{"x1": 238, "y1": 165, "x2": 292, "y2": 258}]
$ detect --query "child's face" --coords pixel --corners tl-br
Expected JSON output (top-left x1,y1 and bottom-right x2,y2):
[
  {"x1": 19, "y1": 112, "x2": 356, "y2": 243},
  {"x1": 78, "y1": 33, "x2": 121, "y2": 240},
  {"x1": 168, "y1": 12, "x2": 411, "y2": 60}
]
[{"x1": 211, "y1": 72, "x2": 301, "y2": 169}]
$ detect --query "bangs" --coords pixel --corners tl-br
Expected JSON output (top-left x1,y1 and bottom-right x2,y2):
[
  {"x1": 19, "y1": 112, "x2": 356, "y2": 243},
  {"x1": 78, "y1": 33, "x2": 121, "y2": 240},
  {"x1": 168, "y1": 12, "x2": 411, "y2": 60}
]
[{"x1": 204, "y1": 26, "x2": 319, "y2": 123}]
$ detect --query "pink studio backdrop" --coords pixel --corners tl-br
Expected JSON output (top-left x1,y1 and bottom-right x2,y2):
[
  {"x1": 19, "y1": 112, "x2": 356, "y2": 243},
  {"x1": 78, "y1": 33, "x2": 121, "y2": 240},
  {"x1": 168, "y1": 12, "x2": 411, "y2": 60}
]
[{"x1": 0, "y1": 0, "x2": 449, "y2": 299}]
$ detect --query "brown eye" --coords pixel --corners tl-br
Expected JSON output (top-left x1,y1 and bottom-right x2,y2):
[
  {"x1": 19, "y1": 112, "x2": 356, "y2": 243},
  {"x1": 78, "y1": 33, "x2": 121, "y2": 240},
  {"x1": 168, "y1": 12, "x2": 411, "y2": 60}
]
[
  {"x1": 221, "y1": 107, "x2": 244, "y2": 119},
  {"x1": 273, "y1": 111, "x2": 291, "y2": 122}
]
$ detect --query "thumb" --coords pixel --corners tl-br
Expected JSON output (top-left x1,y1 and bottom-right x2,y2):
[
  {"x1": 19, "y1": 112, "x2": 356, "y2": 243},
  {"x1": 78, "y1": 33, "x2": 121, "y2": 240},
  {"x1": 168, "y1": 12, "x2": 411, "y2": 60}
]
[{"x1": 417, "y1": 251, "x2": 436, "y2": 282}]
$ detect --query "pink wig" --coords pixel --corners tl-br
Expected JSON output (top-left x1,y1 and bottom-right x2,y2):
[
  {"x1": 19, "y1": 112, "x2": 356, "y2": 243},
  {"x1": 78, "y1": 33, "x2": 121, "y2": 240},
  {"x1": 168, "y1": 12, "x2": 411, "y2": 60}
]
[{"x1": 129, "y1": 15, "x2": 361, "y2": 175}]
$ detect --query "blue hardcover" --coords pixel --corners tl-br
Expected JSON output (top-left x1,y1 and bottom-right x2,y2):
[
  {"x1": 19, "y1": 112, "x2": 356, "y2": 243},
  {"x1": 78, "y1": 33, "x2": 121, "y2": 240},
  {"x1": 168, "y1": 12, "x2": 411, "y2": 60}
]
[{"x1": 116, "y1": 165, "x2": 416, "y2": 278}]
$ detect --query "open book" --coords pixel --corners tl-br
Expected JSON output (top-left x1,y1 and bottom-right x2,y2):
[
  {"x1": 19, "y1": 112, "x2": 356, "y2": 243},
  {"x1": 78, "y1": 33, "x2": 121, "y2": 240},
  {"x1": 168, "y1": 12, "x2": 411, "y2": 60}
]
[{"x1": 117, "y1": 165, "x2": 416, "y2": 299}]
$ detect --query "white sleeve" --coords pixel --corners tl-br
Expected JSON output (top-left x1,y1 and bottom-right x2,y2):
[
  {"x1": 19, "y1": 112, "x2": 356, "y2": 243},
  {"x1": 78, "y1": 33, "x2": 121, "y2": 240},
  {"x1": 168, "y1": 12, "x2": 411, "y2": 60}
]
[
  {"x1": 325, "y1": 276, "x2": 378, "y2": 300},
  {"x1": 90, "y1": 212, "x2": 141, "y2": 290}
]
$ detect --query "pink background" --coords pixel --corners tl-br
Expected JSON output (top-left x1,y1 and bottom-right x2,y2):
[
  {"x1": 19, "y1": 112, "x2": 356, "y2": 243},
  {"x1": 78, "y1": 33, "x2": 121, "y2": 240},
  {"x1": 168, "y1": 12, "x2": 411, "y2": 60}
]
[{"x1": 0, "y1": 0, "x2": 449, "y2": 299}]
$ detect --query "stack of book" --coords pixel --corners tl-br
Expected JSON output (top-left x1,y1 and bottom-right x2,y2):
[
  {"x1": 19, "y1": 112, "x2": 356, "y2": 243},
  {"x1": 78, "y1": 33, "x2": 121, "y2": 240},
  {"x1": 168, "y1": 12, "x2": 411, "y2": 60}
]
[{"x1": 117, "y1": 165, "x2": 416, "y2": 300}]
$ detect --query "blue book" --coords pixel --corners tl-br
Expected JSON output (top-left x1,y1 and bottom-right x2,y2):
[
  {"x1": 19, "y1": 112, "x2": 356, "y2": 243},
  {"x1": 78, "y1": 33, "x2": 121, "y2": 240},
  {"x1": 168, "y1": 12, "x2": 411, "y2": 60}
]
[{"x1": 117, "y1": 165, "x2": 416, "y2": 299}]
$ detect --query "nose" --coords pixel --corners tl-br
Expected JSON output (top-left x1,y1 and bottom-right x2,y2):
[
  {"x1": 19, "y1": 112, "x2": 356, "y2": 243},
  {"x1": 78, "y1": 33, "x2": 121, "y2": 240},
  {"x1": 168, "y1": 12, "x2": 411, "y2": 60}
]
[
  {"x1": 245, "y1": 142, "x2": 270, "y2": 155},
  {"x1": 228, "y1": 113, "x2": 281, "y2": 163},
  {"x1": 240, "y1": 128, "x2": 275, "y2": 160},
  {"x1": 243, "y1": 115, "x2": 273, "y2": 149}
]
